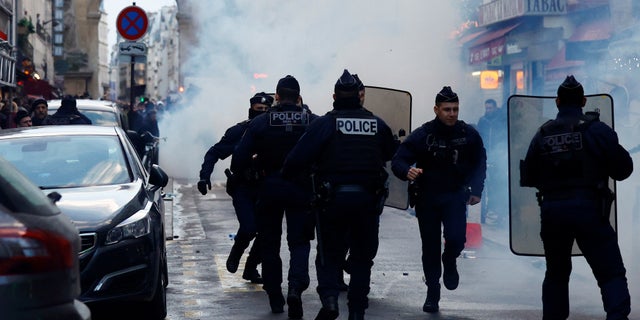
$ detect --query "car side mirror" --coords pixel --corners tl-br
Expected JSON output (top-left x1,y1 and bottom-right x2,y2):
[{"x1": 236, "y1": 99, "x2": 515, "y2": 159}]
[
  {"x1": 149, "y1": 164, "x2": 169, "y2": 188},
  {"x1": 47, "y1": 191, "x2": 62, "y2": 204}
]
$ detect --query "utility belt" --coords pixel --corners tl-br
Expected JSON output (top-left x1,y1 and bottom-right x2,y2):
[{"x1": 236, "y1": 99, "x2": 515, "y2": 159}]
[
  {"x1": 537, "y1": 186, "x2": 615, "y2": 222},
  {"x1": 334, "y1": 184, "x2": 369, "y2": 193},
  {"x1": 408, "y1": 182, "x2": 468, "y2": 208},
  {"x1": 537, "y1": 188, "x2": 600, "y2": 202},
  {"x1": 314, "y1": 182, "x2": 388, "y2": 216}
]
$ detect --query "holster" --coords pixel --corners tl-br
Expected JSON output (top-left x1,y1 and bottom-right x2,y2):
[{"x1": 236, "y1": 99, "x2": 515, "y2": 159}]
[
  {"x1": 376, "y1": 182, "x2": 389, "y2": 215},
  {"x1": 598, "y1": 186, "x2": 615, "y2": 223},
  {"x1": 408, "y1": 182, "x2": 419, "y2": 208},
  {"x1": 224, "y1": 168, "x2": 236, "y2": 196}
]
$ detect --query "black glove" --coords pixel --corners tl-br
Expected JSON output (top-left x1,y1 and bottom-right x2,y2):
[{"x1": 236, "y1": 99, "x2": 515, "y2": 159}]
[{"x1": 197, "y1": 179, "x2": 211, "y2": 195}]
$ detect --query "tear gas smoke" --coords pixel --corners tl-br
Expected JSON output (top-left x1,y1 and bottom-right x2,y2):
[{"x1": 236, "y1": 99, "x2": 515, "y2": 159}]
[
  {"x1": 157, "y1": 1, "x2": 639, "y2": 313},
  {"x1": 158, "y1": 0, "x2": 466, "y2": 182}
]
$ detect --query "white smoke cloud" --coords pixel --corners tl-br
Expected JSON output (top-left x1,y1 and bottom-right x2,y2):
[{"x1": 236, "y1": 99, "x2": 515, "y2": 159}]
[
  {"x1": 155, "y1": 0, "x2": 639, "y2": 310},
  {"x1": 159, "y1": 0, "x2": 465, "y2": 182}
]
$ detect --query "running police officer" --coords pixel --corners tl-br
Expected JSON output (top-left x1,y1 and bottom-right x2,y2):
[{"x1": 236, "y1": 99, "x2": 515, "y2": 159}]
[
  {"x1": 197, "y1": 92, "x2": 274, "y2": 284},
  {"x1": 391, "y1": 86, "x2": 486, "y2": 313},
  {"x1": 333, "y1": 73, "x2": 367, "y2": 292},
  {"x1": 231, "y1": 75, "x2": 317, "y2": 319},
  {"x1": 520, "y1": 75, "x2": 632, "y2": 320},
  {"x1": 282, "y1": 70, "x2": 397, "y2": 320}
]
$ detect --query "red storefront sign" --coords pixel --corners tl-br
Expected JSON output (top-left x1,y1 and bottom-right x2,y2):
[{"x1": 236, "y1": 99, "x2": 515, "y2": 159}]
[{"x1": 469, "y1": 37, "x2": 506, "y2": 64}]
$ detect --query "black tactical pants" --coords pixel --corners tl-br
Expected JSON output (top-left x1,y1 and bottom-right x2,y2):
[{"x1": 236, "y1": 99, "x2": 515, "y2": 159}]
[
  {"x1": 315, "y1": 188, "x2": 380, "y2": 314},
  {"x1": 540, "y1": 197, "x2": 630, "y2": 320},
  {"x1": 414, "y1": 190, "x2": 467, "y2": 287}
]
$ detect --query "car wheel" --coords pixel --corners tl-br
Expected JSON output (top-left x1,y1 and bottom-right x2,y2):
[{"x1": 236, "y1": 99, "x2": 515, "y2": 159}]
[
  {"x1": 142, "y1": 266, "x2": 167, "y2": 319},
  {"x1": 162, "y1": 252, "x2": 169, "y2": 289}
]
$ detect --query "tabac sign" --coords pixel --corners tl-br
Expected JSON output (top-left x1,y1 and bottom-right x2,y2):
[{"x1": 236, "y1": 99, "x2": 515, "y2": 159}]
[{"x1": 479, "y1": 0, "x2": 567, "y2": 26}]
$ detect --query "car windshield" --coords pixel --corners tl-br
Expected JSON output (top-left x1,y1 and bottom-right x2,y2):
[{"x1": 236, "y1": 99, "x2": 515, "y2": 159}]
[
  {"x1": 0, "y1": 157, "x2": 60, "y2": 216},
  {"x1": 0, "y1": 135, "x2": 131, "y2": 188},
  {"x1": 49, "y1": 109, "x2": 118, "y2": 126}
]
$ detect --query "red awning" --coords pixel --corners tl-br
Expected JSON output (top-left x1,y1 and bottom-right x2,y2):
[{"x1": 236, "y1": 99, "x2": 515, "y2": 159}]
[
  {"x1": 568, "y1": 18, "x2": 611, "y2": 42},
  {"x1": 469, "y1": 23, "x2": 521, "y2": 48},
  {"x1": 468, "y1": 23, "x2": 521, "y2": 65},
  {"x1": 458, "y1": 29, "x2": 487, "y2": 45},
  {"x1": 546, "y1": 46, "x2": 584, "y2": 71}
]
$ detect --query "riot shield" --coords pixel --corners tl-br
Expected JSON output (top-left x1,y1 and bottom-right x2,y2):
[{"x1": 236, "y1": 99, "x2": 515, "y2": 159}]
[
  {"x1": 363, "y1": 86, "x2": 412, "y2": 210},
  {"x1": 508, "y1": 94, "x2": 617, "y2": 256}
]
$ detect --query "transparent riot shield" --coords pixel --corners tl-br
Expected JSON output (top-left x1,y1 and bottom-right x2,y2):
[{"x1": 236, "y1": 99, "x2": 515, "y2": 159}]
[
  {"x1": 508, "y1": 94, "x2": 616, "y2": 256},
  {"x1": 363, "y1": 86, "x2": 412, "y2": 210}
]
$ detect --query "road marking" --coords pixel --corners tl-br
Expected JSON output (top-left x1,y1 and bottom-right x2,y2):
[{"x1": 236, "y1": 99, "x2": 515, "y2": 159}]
[{"x1": 213, "y1": 254, "x2": 263, "y2": 292}]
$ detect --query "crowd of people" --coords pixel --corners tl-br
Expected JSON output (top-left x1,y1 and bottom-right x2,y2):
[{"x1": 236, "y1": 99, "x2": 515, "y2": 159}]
[
  {"x1": 0, "y1": 94, "x2": 163, "y2": 139},
  {"x1": 0, "y1": 95, "x2": 92, "y2": 128},
  {"x1": 197, "y1": 73, "x2": 633, "y2": 320}
]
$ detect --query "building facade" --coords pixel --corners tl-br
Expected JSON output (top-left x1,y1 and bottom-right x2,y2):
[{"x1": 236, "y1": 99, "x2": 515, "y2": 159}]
[
  {"x1": 456, "y1": 0, "x2": 634, "y2": 107},
  {"x1": 54, "y1": 0, "x2": 109, "y2": 99}
]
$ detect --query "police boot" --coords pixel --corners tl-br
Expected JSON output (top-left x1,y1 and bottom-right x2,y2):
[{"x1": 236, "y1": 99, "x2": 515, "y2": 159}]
[
  {"x1": 226, "y1": 234, "x2": 250, "y2": 273},
  {"x1": 442, "y1": 258, "x2": 459, "y2": 290},
  {"x1": 314, "y1": 296, "x2": 339, "y2": 320},
  {"x1": 348, "y1": 311, "x2": 365, "y2": 320},
  {"x1": 242, "y1": 241, "x2": 263, "y2": 283},
  {"x1": 268, "y1": 291, "x2": 285, "y2": 314},
  {"x1": 422, "y1": 283, "x2": 440, "y2": 313},
  {"x1": 287, "y1": 287, "x2": 303, "y2": 319}
]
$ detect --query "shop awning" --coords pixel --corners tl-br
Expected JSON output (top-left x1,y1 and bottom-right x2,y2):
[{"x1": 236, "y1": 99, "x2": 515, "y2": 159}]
[
  {"x1": 457, "y1": 29, "x2": 487, "y2": 46},
  {"x1": 568, "y1": 18, "x2": 611, "y2": 42},
  {"x1": 468, "y1": 23, "x2": 521, "y2": 65},
  {"x1": 469, "y1": 23, "x2": 521, "y2": 48},
  {"x1": 546, "y1": 46, "x2": 584, "y2": 71},
  {"x1": 566, "y1": 18, "x2": 611, "y2": 60},
  {"x1": 545, "y1": 46, "x2": 585, "y2": 82}
]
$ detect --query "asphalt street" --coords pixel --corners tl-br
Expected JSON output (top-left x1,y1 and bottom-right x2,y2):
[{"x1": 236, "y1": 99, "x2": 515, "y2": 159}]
[{"x1": 161, "y1": 178, "x2": 639, "y2": 320}]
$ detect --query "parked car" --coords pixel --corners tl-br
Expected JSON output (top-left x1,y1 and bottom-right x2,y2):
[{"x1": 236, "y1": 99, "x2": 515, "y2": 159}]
[
  {"x1": 0, "y1": 156, "x2": 91, "y2": 320},
  {"x1": 46, "y1": 99, "x2": 159, "y2": 173},
  {"x1": 0, "y1": 125, "x2": 169, "y2": 319},
  {"x1": 47, "y1": 99, "x2": 128, "y2": 129}
]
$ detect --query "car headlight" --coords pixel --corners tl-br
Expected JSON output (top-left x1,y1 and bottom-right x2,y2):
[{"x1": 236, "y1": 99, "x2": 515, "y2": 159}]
[{"x1": 105, "y1": 203, "x2": 153, "y2": 245}]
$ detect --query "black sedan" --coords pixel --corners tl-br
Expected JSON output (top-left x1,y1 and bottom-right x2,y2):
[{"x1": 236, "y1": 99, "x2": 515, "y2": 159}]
[
  {"x1": 0, "y1": 156, "x2": 91, "y2": 320},
  {"x1": 0, "y1": 125, "x2": 169, "y2": 319}
]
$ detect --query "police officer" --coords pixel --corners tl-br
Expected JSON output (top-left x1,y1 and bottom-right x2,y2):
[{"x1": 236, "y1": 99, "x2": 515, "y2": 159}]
[
  {"x1": 391, "y1": 86, "x2": 486, "y2": 313},
  {"x1": 231, "y1": 75, "x2": 317, "y2": 319},
  {"x1": 520, "y1": 75, "x2": 632, "y2": 320},
  {"x1": 197, "y1": 92, "x2": 274, "y2": 284},
  {"x1": 282, "y1": 70, "x2": 396, "y2": 320},
  {"x1": 333, "y1": 73, "x2": 367, "y2": 291}
]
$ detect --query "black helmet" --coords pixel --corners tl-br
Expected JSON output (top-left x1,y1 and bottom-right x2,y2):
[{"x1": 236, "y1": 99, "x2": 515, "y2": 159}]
[{"x1": 250, "y1": 92, "x2": 274, "y2": 106}]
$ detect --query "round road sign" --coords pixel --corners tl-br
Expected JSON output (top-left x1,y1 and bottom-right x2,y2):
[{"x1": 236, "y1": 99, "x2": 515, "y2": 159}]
[{"x1": 116, "y1": 6, "x2": 149, "y2": 41}]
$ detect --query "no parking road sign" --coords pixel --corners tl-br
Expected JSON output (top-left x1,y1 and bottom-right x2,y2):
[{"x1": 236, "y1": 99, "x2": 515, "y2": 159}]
[{"x1": 116, "y1": 5, "x2": 148, "y2": 41}]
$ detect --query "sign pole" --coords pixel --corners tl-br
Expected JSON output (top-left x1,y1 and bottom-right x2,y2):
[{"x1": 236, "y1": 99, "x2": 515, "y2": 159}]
[
  {"x1": 116, "y1": 4, "x2": 149, "y2": 114},
  {"x1": 130, "y1": 55, "x2": 135, "y2": 114}
]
